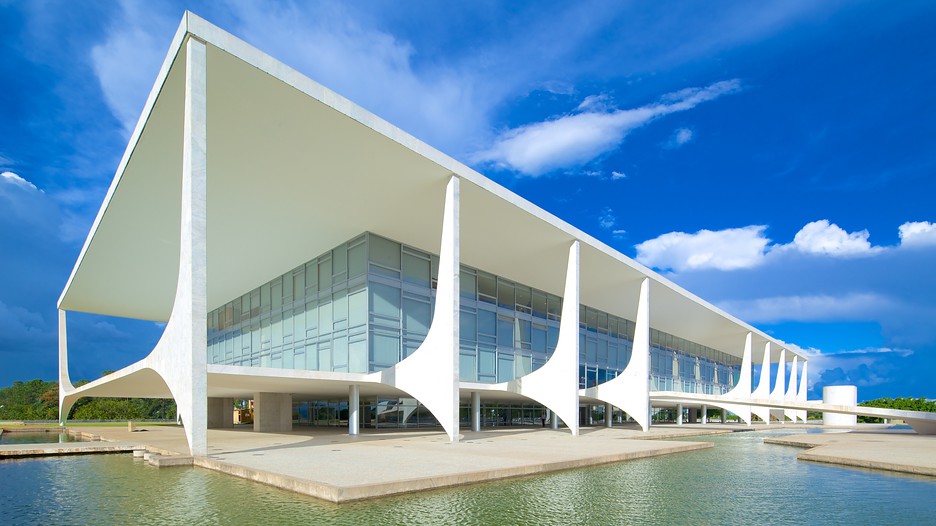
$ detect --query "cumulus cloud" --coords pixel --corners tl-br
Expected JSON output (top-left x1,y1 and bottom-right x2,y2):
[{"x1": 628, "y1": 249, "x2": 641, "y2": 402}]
[
  {"x1": 782, "y1": 219, "x2": 880, "y2": 256},
  {"x1": 474, "y1": 79, "x2": 741, "y2": 176},
  {"x1": 598, "y1": 207, "x2": 616, "y2": 229},
  {"x1": 611, "y1": 171, "x2": 627, "y2": 180},
  {"x1": 635, "y1": 225, "x2": 770, "y2": 272},
  {"x1": 635, "y1": 218, "x2": 928, "y2": 273},
  {"x1": 898, "y1": 221, "x2": 936, "y2": 247},
  {"x1": 664, "y1": 127, "x2": 694, "y2": 149},
  {"x1": 1, "y1": 171, "x2": 40, "y2": 192}
]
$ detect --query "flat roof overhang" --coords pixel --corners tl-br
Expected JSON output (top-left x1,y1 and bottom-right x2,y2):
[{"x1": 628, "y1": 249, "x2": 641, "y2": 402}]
[{"x1": 57, "y1": 12, "x2": 796, "y2": 363}]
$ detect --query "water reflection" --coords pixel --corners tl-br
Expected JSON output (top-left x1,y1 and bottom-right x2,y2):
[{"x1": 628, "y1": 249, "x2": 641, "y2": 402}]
[{"x1": 2, "y1": 429, "x2": 934, "y2": 525}]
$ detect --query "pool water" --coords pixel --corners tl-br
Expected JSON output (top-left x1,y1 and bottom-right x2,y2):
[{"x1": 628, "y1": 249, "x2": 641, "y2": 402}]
[
  {"x1": 1, "y1": 429, "x2": 934, "y2": 525},
  {"x1": 0, "y1": 431, "x2": 80, "y2": 445}
]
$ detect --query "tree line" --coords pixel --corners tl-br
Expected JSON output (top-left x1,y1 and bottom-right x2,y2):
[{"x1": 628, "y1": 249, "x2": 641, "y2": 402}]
[
  {"x1": 0, "y1": 376, "x2": 176, "y2": 421},
  {"x1": 857, "y1": 396, "x2": 936, "y2": 423}
]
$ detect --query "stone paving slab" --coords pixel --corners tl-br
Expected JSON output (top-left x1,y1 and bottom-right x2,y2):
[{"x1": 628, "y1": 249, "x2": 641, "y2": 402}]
[
  {"x1": 0, "y1": 441, "x2": 140, "y2": 458},
  {"x1": 765, "y1": 430, "x2": 936, "y2": 477},
  {"x1": 65, "y1": 424, "x2": 735, "y2": 502}
]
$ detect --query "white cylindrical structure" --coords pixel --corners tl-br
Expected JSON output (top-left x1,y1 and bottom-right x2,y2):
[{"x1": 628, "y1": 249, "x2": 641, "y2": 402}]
[{"x1": 823, "y1": 385, "x2": 857, "y2": 426}]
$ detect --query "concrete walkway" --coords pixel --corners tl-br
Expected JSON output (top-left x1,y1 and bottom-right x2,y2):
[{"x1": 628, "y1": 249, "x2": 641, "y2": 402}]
[
  {"x1": 765, "y1": 429, "x2": 936, "y2": 477},
  {"x1": 60, "y1": 424, "x2": 733, "y2": 502}
]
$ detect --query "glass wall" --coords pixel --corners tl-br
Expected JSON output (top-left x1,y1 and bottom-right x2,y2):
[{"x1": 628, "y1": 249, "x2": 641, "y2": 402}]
[{"x1": 207, "y1": 232, "x2": 740, "y2": 394}]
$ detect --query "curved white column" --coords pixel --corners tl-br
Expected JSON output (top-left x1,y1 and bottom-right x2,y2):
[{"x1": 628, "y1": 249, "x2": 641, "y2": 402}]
[
  {"x1": 770, "y1": 348, "x2": 787, "y2": 423},
  {"x1": 58, "y1": 310, "x2": 77, "y2": 424},
  {"x1": 784, "y1": 355, "x2": 798, "y2": 422},
  {"x1": 145, "y1": 36, "x2": 210, "y2": 456},
  {"x1": 718, "y1": 332, "x2": 752, "y2": 426},
  {"x1": 750, "y1": 342, "x2": 772, "y2": 425},
  {"x1": 583, "y1": 277, "x2": 651, "y2": 431},
  {"x1": 795, "y1": 361, "x2": 808, "y2": 422},
  {"x1": 499, "y1": 240, "x2": 581, "y2": 435},
  {"x1": 371, "y1": 175, "x2": 461, "y2": 442}
]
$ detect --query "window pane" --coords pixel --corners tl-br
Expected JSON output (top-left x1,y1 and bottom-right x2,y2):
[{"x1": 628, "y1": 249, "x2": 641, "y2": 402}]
[
  {"x1": 478, "y1": 309, "x2": 496, "y2": 336},
  {"x1": 459, "y1": 270, "x2": 476, "y2": 300},
  {"x1": 497, "y1": 281, "x2": 514, "y2": 310},
  {"x1": 403, "y1": 297, "x2": 431, "y2": 335},
  {"x1": 532, "y1": 291, "x2": 547, "y2": 318},
  {"x1": 348, "y1": 289, "x2": 367, "y2": 328},
  {"x1": 371, "y1": 332, "x2": 400, "y2": 365},
  {"x1": 348, "y1": 242, "x2": 366, "y2": 278},
  {"x1": 370, "y1": 282, "x2": 401, "y2": 320},
  {"x1": 478, "y1": 272, "x2": 496, "y2": 301},
  {"x1": 459, "y1": 354, "x2": 477, "y2": 381},
  {"x1": 318, "y1": 258, "x2": 332, "y2": 289},
  {"x1": 369, "y1": 235, "x2": 401, "y2": 270},
  {"x1": 402, "y1": 252, "x2": 430, "y2": 287}
]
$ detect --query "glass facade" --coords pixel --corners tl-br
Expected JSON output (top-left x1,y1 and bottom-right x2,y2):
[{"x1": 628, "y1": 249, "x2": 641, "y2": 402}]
[{"x1": 207, "y1": 232, "x2": 739, "y2": 394}]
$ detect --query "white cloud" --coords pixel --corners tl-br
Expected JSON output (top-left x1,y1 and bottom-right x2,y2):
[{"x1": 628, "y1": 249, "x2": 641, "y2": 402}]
[
  {"x1": 90, "y1": 0, "x2": 175, "y2": 136},
  {"x1": 0, "y1": 171, "x2": 39, "y2": 192},
  {"x1": 782, "y1": 219, "x2": 880, "y2": 257},
  {"x1": 598, "y1": 207, "x2": 616, "y2": 229},
  {"x1": 718, "y1": 293, "x2": 897, "y2": 324},
  {"x1": 664, "y1": 127, "x2": 694, "y2": 148},
  {"x1": 611, "y1": 171, "x2": 627, "y2": 180},
  {"x1": 474, "y1": 79, "x2": 741, "y2": 176},
  {"x1": 636, "y1": 219, "x2": 909, "y2": 273},
  {"x1": 898, "y1": 221, "x2": 936, "y2": 247},
  {"x1": 635, "y1": 225, "x2": 770, "y2": 272}
]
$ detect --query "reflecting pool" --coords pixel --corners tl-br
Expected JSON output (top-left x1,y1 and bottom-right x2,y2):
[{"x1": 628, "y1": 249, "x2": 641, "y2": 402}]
[
  {"x1": 1, "y1": 429, "x2": 934, "y2": 525},
  {"x1": 0, "y1": 431, "x2": 80, "y2": 445}
]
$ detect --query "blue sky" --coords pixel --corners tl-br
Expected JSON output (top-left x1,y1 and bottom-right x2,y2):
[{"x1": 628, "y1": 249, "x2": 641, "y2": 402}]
[{"x1": 1, "y1": 1, "x2": 933, "y2": 401}]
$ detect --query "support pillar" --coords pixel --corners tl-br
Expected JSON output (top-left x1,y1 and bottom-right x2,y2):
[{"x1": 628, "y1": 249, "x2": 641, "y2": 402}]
[
  {"x1": 677, "y1": 403, "x2": 683, "y2": 425},
  {"x1": 57, "y1": 310, "x2": 76, "y2": 424},
  {"x1": 551, "y1": 411, "x2": 559, "y2": 430},
  {"x1": 207, "y1": 398, "x2": 235, "y2": 428},
  {"x1": 605, "y1": 402, "x2": 613, "y2": 428},
  {"x1": 349, "y1": 385, "x2": 360, "y2": 436},
  {"x1": 253, "y1": 393, "x2": 292, "y2": 433},
  {"x1": 721, "y1": 409, "x2": 727, "y2": 424},
  {"x1": 702, "y1": 405, "x2": 708, "y2": 424},
  {"x1": 471, "y1": 391, "x2": 481, "y2": 432}
]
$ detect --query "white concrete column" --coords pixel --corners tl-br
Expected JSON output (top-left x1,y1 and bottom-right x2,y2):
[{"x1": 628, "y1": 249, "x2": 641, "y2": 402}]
[
  {"x1": 677, "y1": 403, "x2": 683, "y2": 425},
  {"x1": 374, "y1": 175, "x2": 460, "y2": 442},
  {"x1": 581, "y1": 278, "x2": 651, "y2": 432},
  {"x1": 471, "y1": 391, "x2": 481, "y2": 432},
  {"x1": 720, "y1": 332, "x2": 753, "y2": 426},
  {"x1": 349, "y1": 385, "x2": 360, "y2": 436},
  {"x1": 702, "y1": 405, "x2": 708, "y2": 424},
  {"x1": 752, "y1": 342, "x2": 772, "y2": 425},
  {"x1": 58, "y1": 310, "x2": 77, "y2": 424},
  {"x1": 503, "y1": 240, "x2": 581, "y2": 436},
  {"x1": 153, "y1": 36, "x2": 209, "y2": 456},
  {"x1": 721, "y1": 409, "x2": 727, "y2": 424},
  {"x1": 795, "y1": 361, "x2": 808, "y2": 422},
  {"x1": 605, "y1": 402, "x2": 613, "y2": 428},
  {"x1": 551, "y1": 410, "x2": 560, "y2": 430},
  {"x1": 784, "y1": 355, "x2": 798, "y2": 422},
  {"x1": 770, "y1": 348, "x2": 787, "y2": 423}
]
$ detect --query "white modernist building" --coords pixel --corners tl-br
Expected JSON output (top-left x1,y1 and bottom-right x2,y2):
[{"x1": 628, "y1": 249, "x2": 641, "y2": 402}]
[{"x1": 59, "y1": 13, "x2": 933, "y2": 457}]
